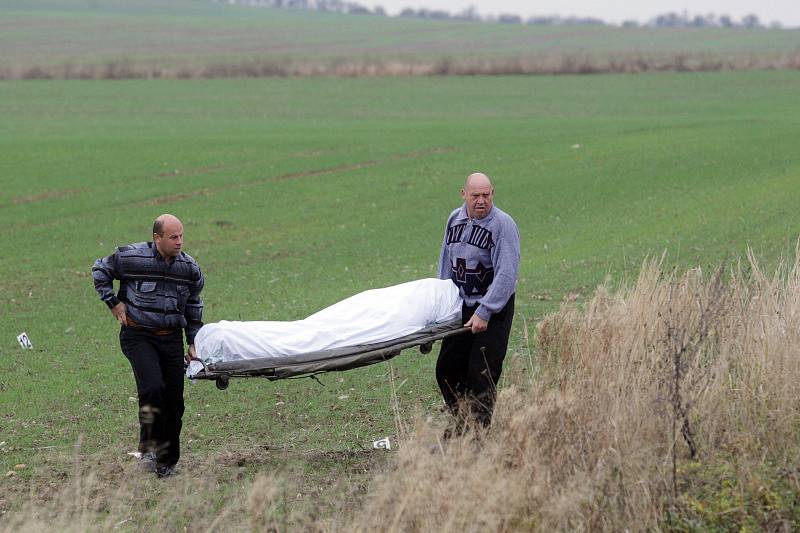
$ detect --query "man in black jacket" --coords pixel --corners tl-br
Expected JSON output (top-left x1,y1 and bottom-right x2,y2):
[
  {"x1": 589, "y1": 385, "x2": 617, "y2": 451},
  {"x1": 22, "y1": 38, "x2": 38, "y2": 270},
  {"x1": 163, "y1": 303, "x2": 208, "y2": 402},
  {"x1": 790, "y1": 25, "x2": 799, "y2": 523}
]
[{"x1": 92, "y1": 214, "x2": 204, "y2": 478}]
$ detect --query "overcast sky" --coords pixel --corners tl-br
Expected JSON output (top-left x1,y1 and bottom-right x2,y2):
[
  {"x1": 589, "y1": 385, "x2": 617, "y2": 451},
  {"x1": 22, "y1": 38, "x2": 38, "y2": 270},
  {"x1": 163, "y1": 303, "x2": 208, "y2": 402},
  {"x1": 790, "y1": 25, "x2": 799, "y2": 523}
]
[{"x1": 360, "y1": 0, "x2": 800, "y2": 26}]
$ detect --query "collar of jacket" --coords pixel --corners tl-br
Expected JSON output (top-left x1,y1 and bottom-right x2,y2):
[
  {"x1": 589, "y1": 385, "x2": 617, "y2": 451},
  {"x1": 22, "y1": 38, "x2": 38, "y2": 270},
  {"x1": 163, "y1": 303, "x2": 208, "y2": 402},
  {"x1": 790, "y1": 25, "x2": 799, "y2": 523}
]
[{"x1": 148, "y1": 241, "x2": 179, "y2": 265}]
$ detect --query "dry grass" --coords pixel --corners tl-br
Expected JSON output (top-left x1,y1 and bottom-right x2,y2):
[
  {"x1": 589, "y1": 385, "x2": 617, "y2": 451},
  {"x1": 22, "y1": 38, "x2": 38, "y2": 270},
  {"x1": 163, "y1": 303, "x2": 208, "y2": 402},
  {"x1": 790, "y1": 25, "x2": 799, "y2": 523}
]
[
  {"x1": 350, "y1": 249, "x2": 800, "y2": 531},
  {"x1": 2, "y1": 51, "x2": 800, "y2": 80},
  {"x1": 0, "y1": 444, "x2": 308, "y2": 532},
  {"x1": 4, "y1": 250, "x2": 800, "y2": 531}
]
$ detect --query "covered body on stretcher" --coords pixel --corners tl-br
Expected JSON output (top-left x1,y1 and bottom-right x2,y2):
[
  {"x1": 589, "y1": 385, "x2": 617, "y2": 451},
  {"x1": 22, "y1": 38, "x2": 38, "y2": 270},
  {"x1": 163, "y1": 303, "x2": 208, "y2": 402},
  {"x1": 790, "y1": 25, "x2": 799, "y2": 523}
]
[{"x1": 189, "y1": 278, "x2": 468, "y2": 388}]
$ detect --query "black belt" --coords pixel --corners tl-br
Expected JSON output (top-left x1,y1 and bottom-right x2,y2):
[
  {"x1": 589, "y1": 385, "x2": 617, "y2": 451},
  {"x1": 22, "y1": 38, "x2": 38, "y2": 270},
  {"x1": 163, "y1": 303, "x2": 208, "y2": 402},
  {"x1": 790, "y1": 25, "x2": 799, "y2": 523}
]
[
  {"x1": 148, "y1": 327, "x2": 179, "y2": 336},
  {"x1": 126, "y1": 318, "x2": 179, "y2": 336}
]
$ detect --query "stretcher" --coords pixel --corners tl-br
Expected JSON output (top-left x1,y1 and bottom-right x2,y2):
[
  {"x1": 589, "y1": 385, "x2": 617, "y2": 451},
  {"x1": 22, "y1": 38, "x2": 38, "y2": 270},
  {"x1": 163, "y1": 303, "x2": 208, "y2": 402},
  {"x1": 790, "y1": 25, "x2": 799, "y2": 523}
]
[{"x1": 190, "y1": 319, "x2": 470, "y2": 390}]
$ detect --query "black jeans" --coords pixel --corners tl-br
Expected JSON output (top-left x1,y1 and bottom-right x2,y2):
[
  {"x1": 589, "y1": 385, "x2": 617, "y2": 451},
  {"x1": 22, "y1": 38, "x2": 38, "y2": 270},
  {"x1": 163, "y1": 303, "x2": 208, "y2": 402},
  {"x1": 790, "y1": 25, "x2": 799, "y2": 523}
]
[
  {"x1": 119, "y1": 327, "x2": 185, "y2": 467},
  {"x1": 435, "y1": 294, "x2": 515, "y2": 428}
]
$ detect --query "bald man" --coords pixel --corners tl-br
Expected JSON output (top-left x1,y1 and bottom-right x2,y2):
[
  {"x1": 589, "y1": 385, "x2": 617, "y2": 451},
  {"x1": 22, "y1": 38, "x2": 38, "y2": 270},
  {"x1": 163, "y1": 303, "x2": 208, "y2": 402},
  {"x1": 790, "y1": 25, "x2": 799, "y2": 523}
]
[
  {"x1": 436, "y1": 173, "x2": 520, "y2": 431},
  {"x1": 93, "y1": 214, "x2": 204, "y2": 478}
]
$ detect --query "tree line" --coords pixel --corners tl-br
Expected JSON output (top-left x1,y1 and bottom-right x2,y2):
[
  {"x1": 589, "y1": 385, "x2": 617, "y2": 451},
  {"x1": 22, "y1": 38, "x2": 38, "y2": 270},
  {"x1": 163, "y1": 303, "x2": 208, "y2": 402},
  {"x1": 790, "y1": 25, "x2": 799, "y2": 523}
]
[{"x1": 217, "y1": 0, "x2": 788, "y2": 29}]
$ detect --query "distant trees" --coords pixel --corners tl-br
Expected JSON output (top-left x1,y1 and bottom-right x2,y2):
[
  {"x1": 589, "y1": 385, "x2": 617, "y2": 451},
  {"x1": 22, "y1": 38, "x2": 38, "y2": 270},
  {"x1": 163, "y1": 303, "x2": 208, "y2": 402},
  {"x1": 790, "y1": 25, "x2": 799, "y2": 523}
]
[
  {"x1": 453, "y1": 6, "x2": 479, "y2": 21},
  {"x1": 219, "y1": 0, "x2": 388, "y2": 16},
  {"x1": 648, "y1": 11, "x2": 768, "y2": 28},
  {"x1": 741, "y1": 14, "x2": 760, "y2": 28},
  {"x1": 215, "y1": 1, "x2": 785, "y2": 29},
  {"x1": 397, "y1": 8, "x2": 451, "y2": 20},
  {"x1": 497, "y1": 14, "x2": 522, "y2": 25}
]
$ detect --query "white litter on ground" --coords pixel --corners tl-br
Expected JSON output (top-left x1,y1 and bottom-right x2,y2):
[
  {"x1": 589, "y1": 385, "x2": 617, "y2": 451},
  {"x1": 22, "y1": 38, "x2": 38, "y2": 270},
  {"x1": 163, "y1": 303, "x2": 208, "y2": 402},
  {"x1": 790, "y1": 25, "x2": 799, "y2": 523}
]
[
  {"x1": 16, "y1": 332, "x2": 33, "y2": 350},
  {"x1": 373, "y1": 437, "x2": 391, "y2": 450}
]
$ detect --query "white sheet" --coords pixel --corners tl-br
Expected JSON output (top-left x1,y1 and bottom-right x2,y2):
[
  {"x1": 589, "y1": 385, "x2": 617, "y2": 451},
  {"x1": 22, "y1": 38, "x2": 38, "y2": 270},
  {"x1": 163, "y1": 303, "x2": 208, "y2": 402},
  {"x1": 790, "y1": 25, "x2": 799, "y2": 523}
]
[{"x1": 195, "y1": 278, "x2": 462, "y2": 365}]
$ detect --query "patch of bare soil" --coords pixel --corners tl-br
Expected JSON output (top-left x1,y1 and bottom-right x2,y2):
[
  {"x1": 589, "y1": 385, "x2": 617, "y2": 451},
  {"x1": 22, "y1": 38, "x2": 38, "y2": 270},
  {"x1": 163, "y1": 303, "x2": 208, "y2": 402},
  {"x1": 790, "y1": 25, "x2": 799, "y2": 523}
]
[{"x1": 11, "y1": 188, "x2": 87, "y2": 206}]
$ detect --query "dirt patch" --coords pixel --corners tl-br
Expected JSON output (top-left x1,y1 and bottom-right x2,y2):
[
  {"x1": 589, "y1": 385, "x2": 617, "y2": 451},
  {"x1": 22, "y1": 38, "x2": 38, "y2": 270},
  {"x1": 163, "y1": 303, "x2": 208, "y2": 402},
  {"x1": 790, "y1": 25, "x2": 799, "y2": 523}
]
[
  {"x1": 156, "y1": 164, "x2": 228, "y2": 178},
  {"x1": 144, "y1": 190, "x2": 212, "y2": 206},
  {"x1": 11, "y1": 187, "x2": 87, "y2": 206},
  {"x1": 273, "y1": 159, "x2": 382, "y2": 181}
]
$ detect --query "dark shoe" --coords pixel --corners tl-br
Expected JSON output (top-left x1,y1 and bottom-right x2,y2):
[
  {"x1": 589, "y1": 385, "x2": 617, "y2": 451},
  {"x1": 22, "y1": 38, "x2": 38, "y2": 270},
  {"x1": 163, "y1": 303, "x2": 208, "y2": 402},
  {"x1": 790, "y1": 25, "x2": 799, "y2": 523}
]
[
  {"x1": 138, "y1": 451, "x2": 157, "y2": 473},
  {"x1": 155, "y1": 464, "x2": 177, "y2": 478},
  {"x1": 442, "y1": 423, "x2": 467, "y2": 441}
]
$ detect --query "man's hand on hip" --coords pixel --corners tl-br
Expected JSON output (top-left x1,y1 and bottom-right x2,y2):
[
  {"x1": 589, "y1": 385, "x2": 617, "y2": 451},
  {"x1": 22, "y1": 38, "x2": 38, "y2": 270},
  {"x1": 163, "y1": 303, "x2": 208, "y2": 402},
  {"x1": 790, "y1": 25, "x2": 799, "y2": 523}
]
[
  {"x1": 111, "y1": 302, "x2": 129, "y2": 326},
  {"x1": 465, "y1": 314, "x2": 488, "y2": 334}
]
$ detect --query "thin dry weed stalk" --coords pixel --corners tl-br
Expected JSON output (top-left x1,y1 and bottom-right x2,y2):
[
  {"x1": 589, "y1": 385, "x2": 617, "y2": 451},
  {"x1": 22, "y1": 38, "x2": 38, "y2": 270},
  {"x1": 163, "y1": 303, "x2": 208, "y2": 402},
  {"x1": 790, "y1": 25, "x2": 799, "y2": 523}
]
[
  {"x1": 247, "y1": 474, "x2": 281, "y2": 531},
  {"x1": 387, "y1": 363, "x2": 409, "y2": 439}
]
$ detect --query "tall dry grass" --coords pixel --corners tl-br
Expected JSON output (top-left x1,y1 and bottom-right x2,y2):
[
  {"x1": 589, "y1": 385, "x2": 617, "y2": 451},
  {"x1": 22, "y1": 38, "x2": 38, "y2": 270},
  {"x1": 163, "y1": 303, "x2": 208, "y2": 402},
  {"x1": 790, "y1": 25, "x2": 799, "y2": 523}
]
[
  {"x1": 347, "y1": 250, "x2": 800, "y2": 531},
  {"x1": 0, "y1": 445, "x2": 289, "y2": 532},
  {"x1": 3, "y1": 250, "x2": 799, "y2": 531}
]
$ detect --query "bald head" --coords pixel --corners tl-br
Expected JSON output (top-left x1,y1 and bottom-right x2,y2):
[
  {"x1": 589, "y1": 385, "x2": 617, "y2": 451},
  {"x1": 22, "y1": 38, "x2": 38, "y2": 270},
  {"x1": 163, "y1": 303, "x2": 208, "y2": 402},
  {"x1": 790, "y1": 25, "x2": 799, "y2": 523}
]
[
  {"x1": 461, "y1": 172, "x2": 495, "y2": 220},
  {"x1": 153, "y1": 214, "x2": 181, "y2": 237},
  {"x1": 465, "y1": 172, "x2": 492, "y2": 190},
  {"x1": 153, "y1": 214, "x2": 184, "y2": 259}
]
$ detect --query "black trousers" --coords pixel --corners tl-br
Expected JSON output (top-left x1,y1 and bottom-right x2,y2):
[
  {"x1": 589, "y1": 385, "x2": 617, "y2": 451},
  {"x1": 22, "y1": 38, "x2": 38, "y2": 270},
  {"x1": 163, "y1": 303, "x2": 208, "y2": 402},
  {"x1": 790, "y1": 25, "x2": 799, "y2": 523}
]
[
  {"x1": 119, "y1": 327, "x2": 185, "y2": 467},
  {"x1": 435, "y1": 294, "x2": 515, "y2": 428}
]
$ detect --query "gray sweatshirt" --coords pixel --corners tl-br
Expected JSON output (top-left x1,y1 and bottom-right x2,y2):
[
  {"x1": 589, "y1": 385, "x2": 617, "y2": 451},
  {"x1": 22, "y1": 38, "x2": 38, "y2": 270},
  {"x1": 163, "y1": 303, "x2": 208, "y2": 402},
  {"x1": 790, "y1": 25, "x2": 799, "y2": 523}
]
[{"x1": 437, "y1": 204, "x2": 520, "y2": 321}]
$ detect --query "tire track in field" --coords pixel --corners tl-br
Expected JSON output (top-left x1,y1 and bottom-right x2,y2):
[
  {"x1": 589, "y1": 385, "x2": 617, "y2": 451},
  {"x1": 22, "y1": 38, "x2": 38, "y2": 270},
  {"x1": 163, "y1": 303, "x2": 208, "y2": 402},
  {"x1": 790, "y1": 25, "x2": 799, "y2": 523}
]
[
  {"x1": 141, "y1": 146, "x2": 458, "y2": 206},
  {"x1": 5, "y1": 147, "x2": 455, "y2": 208},
  {"x1": 143, "y1": 159, "x2": 376, "y2": 206},
  {"x1": 4, "y1": 163, "x2": 236, "y2": 208},
  {"x1": 2, "y1": 146, "x2": 457, "y2": 233},
  {"x1": 10, "y1": 187, "x2": 88, "y2": 206},
  {"x1": 134, "y1": 160, "x2": 262, "y2": 184},
  {"x1": 3, "y1": 147, "x2": 361, "y2": 208}
]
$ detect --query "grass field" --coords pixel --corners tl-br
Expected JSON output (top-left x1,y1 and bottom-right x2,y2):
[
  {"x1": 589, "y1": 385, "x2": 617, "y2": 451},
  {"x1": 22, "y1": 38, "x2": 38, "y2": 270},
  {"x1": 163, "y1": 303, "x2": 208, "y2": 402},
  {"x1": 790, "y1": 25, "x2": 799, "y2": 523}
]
[
  {"x1": 2, "y1": 0, "x2": 800, "y2": 78},
  {"x1": 1, "y1": 70, "x2": 800, "y2": 528}
]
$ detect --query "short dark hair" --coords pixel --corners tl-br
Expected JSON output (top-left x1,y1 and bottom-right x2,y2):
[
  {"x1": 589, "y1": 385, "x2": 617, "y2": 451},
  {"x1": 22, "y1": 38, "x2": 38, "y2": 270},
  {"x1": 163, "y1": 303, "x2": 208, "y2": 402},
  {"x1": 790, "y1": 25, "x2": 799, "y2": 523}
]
[{"x1": 153, "y1": 218, "x2": 164, "y2": 236}]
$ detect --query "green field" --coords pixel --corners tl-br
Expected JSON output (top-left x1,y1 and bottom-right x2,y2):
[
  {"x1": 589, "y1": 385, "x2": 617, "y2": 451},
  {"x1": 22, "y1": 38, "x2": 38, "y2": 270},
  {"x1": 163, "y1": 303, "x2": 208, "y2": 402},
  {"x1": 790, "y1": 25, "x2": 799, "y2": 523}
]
[
  {"x1": 1, "y1": 70, "x2": 800, "y2": 526},
  {"x1": 2, "y1": 0, "x2": 799, "y2": 77}
]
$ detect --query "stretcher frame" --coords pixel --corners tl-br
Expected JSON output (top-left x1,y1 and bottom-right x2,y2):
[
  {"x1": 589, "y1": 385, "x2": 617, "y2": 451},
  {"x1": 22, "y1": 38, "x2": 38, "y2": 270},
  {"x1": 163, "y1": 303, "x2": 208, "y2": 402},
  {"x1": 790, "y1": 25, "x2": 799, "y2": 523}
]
[{"x1": 191, "y1": 319, "x2": 470, "y2": 390}]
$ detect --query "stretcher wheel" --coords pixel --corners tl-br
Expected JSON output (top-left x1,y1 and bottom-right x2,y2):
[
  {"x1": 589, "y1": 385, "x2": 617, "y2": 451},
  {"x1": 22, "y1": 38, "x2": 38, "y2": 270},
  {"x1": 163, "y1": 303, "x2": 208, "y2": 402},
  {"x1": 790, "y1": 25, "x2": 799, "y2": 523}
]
[
  {"x1": 419, "y1": 342, "x2": 433, "y2": 354},
  {"x1": 216, "y1": 374, "x2": 230, "y2": 390}
]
